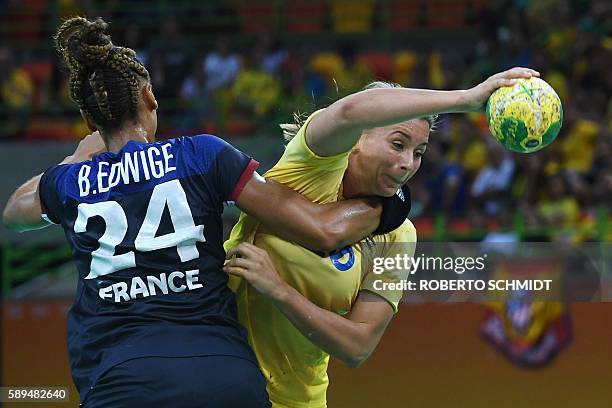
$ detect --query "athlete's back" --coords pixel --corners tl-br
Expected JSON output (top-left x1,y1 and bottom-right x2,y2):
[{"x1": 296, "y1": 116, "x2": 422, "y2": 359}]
[{"x1": 39, "y1": 134, "x2": 268, "y2": 407}]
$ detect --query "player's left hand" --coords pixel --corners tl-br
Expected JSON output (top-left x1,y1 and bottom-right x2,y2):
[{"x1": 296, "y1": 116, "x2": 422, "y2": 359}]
[
  {"x1": 67, "y1": 131, "x2": 107, "y2": 163},
  {"x1": 465, "y1": 67, "x2": 540, "y2": 111},
  {"x1": 224, "y1": 243, "x2": 288, "y2": 301}
]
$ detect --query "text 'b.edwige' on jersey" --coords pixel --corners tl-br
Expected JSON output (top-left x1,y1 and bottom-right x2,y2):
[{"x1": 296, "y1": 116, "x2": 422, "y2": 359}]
[{"x1": 39, "y1": 135, "x2": 259, "y2": 403}]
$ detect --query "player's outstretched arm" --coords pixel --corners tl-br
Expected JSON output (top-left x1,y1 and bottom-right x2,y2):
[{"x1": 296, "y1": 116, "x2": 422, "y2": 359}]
[
  {"x1": 306, "y1": 67, "x2": 540, "y2": 156},
  {"x1": 3, "y1": 132, "x2": 106, "y2": 232},
  {"x1": 225, "y1": 243, "x2": 393, "y2": 368},
  {"x1": 235, "y1": 173, "x2": 382, "y2": 252}
]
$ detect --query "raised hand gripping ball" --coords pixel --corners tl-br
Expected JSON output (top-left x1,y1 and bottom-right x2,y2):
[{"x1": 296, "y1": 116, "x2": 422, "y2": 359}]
[{"x1": 486, "y1": 77, "x2": 563, "y2": 153}]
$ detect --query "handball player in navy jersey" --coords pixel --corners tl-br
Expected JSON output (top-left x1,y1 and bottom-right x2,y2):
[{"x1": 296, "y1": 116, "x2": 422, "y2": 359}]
[{"x1": 2, "y1": 17, "x2": 387, "y2": 407}]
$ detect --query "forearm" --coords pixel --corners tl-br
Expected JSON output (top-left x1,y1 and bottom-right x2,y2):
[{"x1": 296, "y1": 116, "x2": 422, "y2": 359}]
[
  {"x1": 251, "y1": 196, "x2": 380, "y2": 252},
  {"x1": 340, "y1": 87, "x2": 470, "y2": 130},
  {"x1": 323, "y1": 197, "x2": 382, "y2": 249},
  {"x1": 274, "y1": 197, "x2": 382, "y2": 251},
  {"x1": 270, "y1": 284, "x2": 373, "y2": 368},
  {"x1": 2, "y1": 174, "x2": 48, "y2": 232},
  {"x1": 309, "y1": 87, "x2": 470, "y2": 155},
  {"x1": 237, "y1": 176, "x2": 381, "y2": 252}
]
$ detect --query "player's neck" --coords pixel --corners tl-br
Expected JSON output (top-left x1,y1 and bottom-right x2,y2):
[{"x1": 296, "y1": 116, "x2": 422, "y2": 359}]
[
  {"x1": 103, "y1": 123, "x2": 151, "y2": 153},
  {"x1": 342, "y1": 156, "x2": 370, "y2": 199}
]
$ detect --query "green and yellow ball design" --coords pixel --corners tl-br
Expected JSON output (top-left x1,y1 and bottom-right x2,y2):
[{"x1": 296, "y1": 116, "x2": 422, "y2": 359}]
[{"x1": 486, "y1": 77, "x2": 563, "y2": 153}]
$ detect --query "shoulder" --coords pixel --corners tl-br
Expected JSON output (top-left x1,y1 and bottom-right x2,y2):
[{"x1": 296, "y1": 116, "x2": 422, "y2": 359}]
[
  {"x1": 41, "y1": 162, "x2": 77, "y2": 184},
  {"x1": 39, "y1": 163, "x2": 75, "y2": 202},
  {"x1": 390, "y1": 218, "x2": 417, "y2": 237},
  {"x1": 284, "y1": 110, "x2": 323, "y2": 155},
  {"x1": 173, "y1": 134, "x2": 236, "y2": 159},
  {"x1": 281, "y1": 109, "x2": 350, "y2": 166}
]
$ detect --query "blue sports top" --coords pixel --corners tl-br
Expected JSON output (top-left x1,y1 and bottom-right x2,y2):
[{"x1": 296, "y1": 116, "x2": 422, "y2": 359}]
[{"x1": 38, "y1": 135, "x2": 259, "y2": 403}]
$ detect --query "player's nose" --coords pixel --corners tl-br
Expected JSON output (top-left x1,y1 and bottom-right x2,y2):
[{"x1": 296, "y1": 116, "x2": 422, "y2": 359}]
[{"x1": 398, "y1": 151, "x2": 415, "y2": 173}]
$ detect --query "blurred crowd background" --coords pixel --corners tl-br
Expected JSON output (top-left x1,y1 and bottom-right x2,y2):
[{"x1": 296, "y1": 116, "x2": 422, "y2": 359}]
[
  {"x1": 3, "y1": 4, "x2": 611, "y2": 404},
  {"x1": 1, "y1": 0, "x2": 611, "y2": 243}
]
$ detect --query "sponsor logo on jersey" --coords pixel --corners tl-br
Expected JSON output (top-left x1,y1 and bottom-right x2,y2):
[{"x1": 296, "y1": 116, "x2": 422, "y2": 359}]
[{"x1": 330, "y1": 246, "x2": 355, "y2": 272}]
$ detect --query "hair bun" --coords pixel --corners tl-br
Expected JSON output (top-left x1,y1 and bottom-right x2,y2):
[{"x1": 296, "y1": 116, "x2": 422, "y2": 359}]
[{"x1": 56, "y1": 17, "x2": 113, "y2": 68}]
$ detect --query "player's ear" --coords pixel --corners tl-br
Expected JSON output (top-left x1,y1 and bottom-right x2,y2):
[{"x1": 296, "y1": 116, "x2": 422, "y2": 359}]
[
  {"x1": 142, "y1": 82, "x2": 158, "y2": 112},
  {"x1": 80, "y1": 109, "x2": 97, "y2": 132}
]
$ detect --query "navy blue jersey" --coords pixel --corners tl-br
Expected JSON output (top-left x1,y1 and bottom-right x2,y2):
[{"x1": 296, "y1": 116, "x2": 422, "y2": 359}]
[{"x1": 38, "y1": 135, "x2": 259, "y2": 403}]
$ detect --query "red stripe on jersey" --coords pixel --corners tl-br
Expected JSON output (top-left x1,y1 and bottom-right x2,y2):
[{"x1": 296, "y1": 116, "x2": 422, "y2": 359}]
[{"x1": 228, "y1": 159, "x2": 259, "y2": 201}]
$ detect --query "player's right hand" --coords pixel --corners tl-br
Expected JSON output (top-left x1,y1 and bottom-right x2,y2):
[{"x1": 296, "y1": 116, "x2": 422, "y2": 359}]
[
  {"x1": 464, "y1": 67, "x2": 540, "y2": 111},
  {"x1": 224, "y1": 243, "x2": 289, "y2": 301}
]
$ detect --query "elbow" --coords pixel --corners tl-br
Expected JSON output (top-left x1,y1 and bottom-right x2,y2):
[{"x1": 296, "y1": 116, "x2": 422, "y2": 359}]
[
  {"x1": 300, "y1": 217, "x2": 345, "y2": 252},
  {"x1": 336, "y1": 97, "x2": 359, "y2": 128},
  {"x1": 316, "y1": 224, "x2": 346, "y2": 252},
  {"x1": 339, "y1": 341, "x2": 373, "y2": 369},
  {"x1": 3, "y1": 207, "x2": 28, "y2": 233},
  {"x1": 345, "y1": 358, "x2": 365, "y2": 369},
  {"x1": 309, "y1": 235, "x2": 340, "y2": 253},
  {"x1": 342, "y1": 352, "x2": 369, "y2": 369},
  {"x1": 2, "y1": 206, "x2": 15, "y2": 230},
  {"x1": 336, "y1": 89, "x2": 378, "y2": 128}
]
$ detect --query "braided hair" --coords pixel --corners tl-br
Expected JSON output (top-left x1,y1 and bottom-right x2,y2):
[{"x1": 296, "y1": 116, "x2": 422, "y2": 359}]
[{"x1": 55, "y1": 17, "x2": 150, "y2": 131}]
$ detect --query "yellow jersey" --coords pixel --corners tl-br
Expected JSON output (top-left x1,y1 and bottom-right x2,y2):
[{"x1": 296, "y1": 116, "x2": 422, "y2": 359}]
[{"x1": 225, "y1": 111, "x2": 416, "y2": 408}]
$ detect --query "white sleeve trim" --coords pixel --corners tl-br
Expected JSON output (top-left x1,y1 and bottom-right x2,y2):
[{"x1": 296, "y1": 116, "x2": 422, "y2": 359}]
[{"x1": 41, "y1": 213, "x2": 59, "y2": 225}]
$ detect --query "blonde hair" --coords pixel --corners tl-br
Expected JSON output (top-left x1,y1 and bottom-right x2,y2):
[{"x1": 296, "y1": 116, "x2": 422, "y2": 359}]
[
  {"x1": 280, "y1": 81, "x2": 438, "y2": 142},
  {"x1": 280, "y1": 111, "x2": 308, "y2": 142}
]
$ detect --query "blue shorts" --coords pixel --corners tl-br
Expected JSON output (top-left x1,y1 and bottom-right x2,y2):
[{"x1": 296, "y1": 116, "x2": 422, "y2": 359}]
[{"x1": 83, "y1": 355, "x2": 271, "y2": 407}]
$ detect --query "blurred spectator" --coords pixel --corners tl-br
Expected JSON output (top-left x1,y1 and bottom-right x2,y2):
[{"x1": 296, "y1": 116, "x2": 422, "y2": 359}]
[
  {"x1": 124, "y1": 24, "x2": 149, "y2": 68},
  {"x1": 559, "y1": 119, "x2": 599, "y2": 174},
  {"x1": 471, "y1": 143, "x2": 516, "y2": 216},
  {"x1": 308, "y1": 51, "x2": 344, "y2": 95},
  {"x1": 336, "y1": 44, "x2": 373, "y2": 95},
  {"x1": 537, "y1": 173, "x2": 580, "y2": 229},
  {"x1": 49, "y1": 52, "x2": 74, "y2": 110},
  {"x1": 427, "y1": 51, "x2": 446, "y2": 89},
  {"x1": 423, "y1": 141, "x2": 468, "y2": 216},
  {"x1": 258, "y1": 34, "x2": 288, "y2": 76},
  {"x1": 447, "y1": 116, "x2": 487, "y2": 177},
  {"x1": 393, "y1": 51, "x2": 417, "y2": 87},
  {"x1": 0, "y1": 46, "x2": 33, "y2": 139},
  {"x1": 178, "y1": 57, "x2": 214, "y2": 133},
  {"x1": 308, "y1": 44, "x2": 373, "y2": 97},
  {"x1": 589, "y1": 133, "x2": 612, "y2": 208},
  {"x1": 592, "y1": 169, "x2": 612, "y2": 211},
  {"x1": 231, "y1": 50, "x2": 281, "y2": 120},
  {"x1": 150, "y1": 17, "x2": 194, "y2": 99},
  {"x1": 203, "y1": 36, "x2": 241, "y2": 93}
]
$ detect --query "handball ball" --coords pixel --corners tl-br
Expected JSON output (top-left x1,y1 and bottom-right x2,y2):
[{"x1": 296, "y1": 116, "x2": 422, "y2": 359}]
[{"x1": 486, "y1": 77, "x2": 563, "y2": 153}]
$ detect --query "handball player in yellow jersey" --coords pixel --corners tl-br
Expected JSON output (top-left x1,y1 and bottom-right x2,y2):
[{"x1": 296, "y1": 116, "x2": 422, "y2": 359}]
[{"x1": 224, "y1": 67, "x2": 540, "y2": 407}]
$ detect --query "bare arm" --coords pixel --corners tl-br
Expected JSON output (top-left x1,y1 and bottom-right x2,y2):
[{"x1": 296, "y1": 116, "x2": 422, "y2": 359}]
[
  {"x1": 306, "y1": 67, "x2": 540, "y2": 156},
  {"x1": 272, "y1": 287, "x2": 393, "y2": 368},
  {"x1": 235, "y1": 173, "x2": 381, "y2": 252},
  {"x1": 3, "y1": 132, "x2": 106, "y2": 232},
  {"x1": 2, "y1": 174, "x2": 48, "y2": 232},
  {"x1": 225, "y1": 243, "x2": 394, "y2": 368}
]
